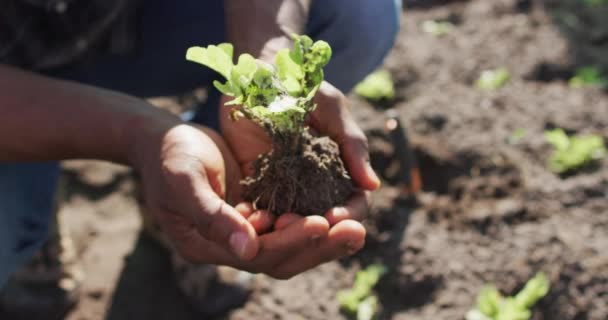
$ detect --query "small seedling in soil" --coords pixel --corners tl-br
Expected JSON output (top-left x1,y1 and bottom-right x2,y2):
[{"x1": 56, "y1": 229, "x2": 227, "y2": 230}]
[
  {"x1": 545, "y1": 128, "x2": 606, "y2": 174},
  {"x1": 186, "y1": 35, "x2": 353, "y2": 215},
  {"x1": 354, "y1": 69, "x2": 395, "y2": 101},
  {"x1": 338, "y1": 264, "x2": 387, "y2": 320},
  {"x1": 466, "y1": 272, "x2": 550, "y2": 320},
  {"x1": 568, "y1": 66, "x2": 608, "y2": 89},
  {"x1": 508, "y1": 128, "x2": 527, "y2": 145},
  {"x1": 584, "y1": 0, "x2": 608, "y2": 6},
  {"x1": 476, "y1": 68, "x2": 511, "y2": 91},
  {"x1": 422, "y1": 20, "x2": 454, "y2": 37}
]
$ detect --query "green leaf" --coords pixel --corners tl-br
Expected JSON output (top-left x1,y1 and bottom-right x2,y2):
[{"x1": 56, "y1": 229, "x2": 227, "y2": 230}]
[
  {"x1": 276, "y1": 49, "x2": 304, "y2": 80},
  {"x1": 545, "y1": 129, "x2": 606, "y2": 174},
  {"x1": 422, "y1": 20, "x2": 454, "y2": 37},
  {"x1": 186, "y1": 44, "x2": 234, "y2": 79},
  {"x1": 186, "y1": 34, "x2": 332, "y2": 134},
  {"x1": 355, "y1": 69, "x2": 395, "y2": 101},
  {"x1": 496, "y1": 298, "x2": 531, "y2": 320},
  {"x1": 476, "y1": 68, "x2": 511, "y2": 91},
  {"x1": 569, "y1": 67, "x2": 608, "y2": 89},
  {"x1": 310, "y1": 40, "x2": 332, "y2": 69},
  {"x1": 218, "y1": 43, "x2": 234, "y2": 58},
  {"x1": 477, "y1": 286, "x2": 502, "y2": 317},
  {"x1": 514, "y1": 273, "x2": 550, "y2": 309},
  {"x1": 545, "y1": 129, "x2": 570, "y2": 151},
  {"x1": 276, "y1": 48, "x2": 304, "y2": 95},
  {"x1": 357, "y1": 295, "x2": 379, "y2": 320},
  {"x1": 337, "y1": 264, "x2": 387, "y2": 314},
  {"x1": 584, "y1": 0, "x2": 608, "y2": 6},
  {"x1": 465, "y1": 309, "x2": 493, "y2": 320},
  {"x1": 508, "y1": 128, "x2": 527, "y2": 144},
  {"x1": 213, "y1": 79, "x2": 236, "y2": 96},
  {"x1": 468, "y1": 273, "x2": 550, "y2": 320}
]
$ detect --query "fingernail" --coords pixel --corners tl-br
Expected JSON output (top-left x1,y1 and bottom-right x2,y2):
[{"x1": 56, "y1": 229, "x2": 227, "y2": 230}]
[
  {"x1": 366, "y1": 163, "x2": 381, "y2": 189},
  {"x1": 229, "y1": 232, "x2": 250, "y2": 259}
]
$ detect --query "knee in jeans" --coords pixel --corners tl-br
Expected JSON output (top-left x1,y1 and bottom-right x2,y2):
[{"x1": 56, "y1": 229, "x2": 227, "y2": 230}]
[{"x1": 340, "y1": 0, "x2": 401, "y2": 64}]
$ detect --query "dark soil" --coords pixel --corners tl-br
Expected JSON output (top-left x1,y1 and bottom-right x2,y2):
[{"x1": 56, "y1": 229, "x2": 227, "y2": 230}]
[
  {"x1": 243, "y1": 131, "x2": 353, "y2": 216},
  {"x1": 4, "y1": 0, "x2": 605, "y2": 319}
]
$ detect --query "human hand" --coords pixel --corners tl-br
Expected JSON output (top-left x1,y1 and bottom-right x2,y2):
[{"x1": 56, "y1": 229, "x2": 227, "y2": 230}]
[
  {"x1": 131, "y1": 120, "x2": 364, "y2": 279},
  {"x1": 220, "y1": 81, "x2": 379, "y2": 226},
  {"x1": 217, "y1": 81, "x2": 379, "y2": 277}
]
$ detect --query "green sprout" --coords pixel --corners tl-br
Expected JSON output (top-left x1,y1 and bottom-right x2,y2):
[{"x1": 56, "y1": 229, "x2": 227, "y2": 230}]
[
  {"x1": 422, "y1": 20, "x2": 454, "y2": 37},
  {"x1": 354, "y1": 69, "x2": 395, "y2": 101},
  {"x1": 338, "y1": 264, "x2": 387, "y2": 320},
  {"x1": 545, "y1": 128, "x2": 606, "y2": 174},
  {"x1": 584, "y1": 0, "x2": 608, "y2": 6},
  {"x1": 466, "y1": 273, "x2": 550, "y2": 320},
  {"x1": 476, "y1": 68, "x2": 511, "y2": 91},
  {"x1": 508, "y1": 128, "x2": 527, "y2": 145},
  {"x1": 568, "y1": 67, "x2": 608, "y2": 89},
  {"x1": 186, "y1": 34, "x2": 331, "y2": 135}
]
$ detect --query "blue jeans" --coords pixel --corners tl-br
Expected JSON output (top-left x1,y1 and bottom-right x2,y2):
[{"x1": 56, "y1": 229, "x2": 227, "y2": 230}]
[{"x1": 0, "y1": 0, "x2": 400, "y2": 287}]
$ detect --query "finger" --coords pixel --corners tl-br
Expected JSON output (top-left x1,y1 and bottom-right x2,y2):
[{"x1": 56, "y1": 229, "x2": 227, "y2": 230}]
[
  {"x1": 200, "y1": 126, "x2": 243, "y2": 202},
  {"x1": 192, "y1": 189, "x2": 259, "y2": 261},
  {"x1": 154, "y1": 208, "x2": 236, "y2": 265},
  {"x1": 259, "y1": 215, "x2": 329, "y2": 252},
  {"x1": 235, "y1": 202, "x2": 255, "y2": 219},
  {"x1": 324, "y1": 190, "x2": 371, "y2": 226},
  {"x1": 232, "y1": 215, "x2": 330, "y2": 273},
  {"x1": 310, "y1": 82, "x2": 380, "y2": 191},
  {"x1": 218, "y1": 96, "x2": 271, "y2": 177},
  {"x1": 271, "y1": 220, "x2": 366, "y2": 279},
  {"x1": 336, "y1": 123, "x2": 380, "y2": 191},
  {"x1": 274, "y1": 213, "x2": 303, "y2": 230},
  {"x1": 247, "y1": 210, "x2": 276, "y2": 234}
]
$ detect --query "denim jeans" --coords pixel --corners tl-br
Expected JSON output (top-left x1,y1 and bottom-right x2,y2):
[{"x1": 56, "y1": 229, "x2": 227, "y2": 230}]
[{"x1": 0, "y1": 0, "x2": 400, "y2": 287}]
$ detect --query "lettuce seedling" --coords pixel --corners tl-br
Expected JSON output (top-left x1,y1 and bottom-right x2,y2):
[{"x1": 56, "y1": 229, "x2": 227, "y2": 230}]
[
  {"x1": 508, "y1": 128, "x2": 526, "y2": 145},
  {"x1": 568, "y1": 67, "x2": 608, "y2": 89},
  {"x1": 186, "y1": 35, "x2": 329, "y2": 135},
  {"x1": 466, "y1": 273, "x2": 550, "y2": 320},
  {"x1": 476, "y1": 68, "x2": 511, "y2": 91},
  {"x1": 545, "y1": 128, "x2": 606, "y2": 174},
  {"x1": 354, "y1": 69, "x2": 395, "y2": 101},
  {"x1": 338, "y1": 264, "x2": 387, "y2": 320},
  {"x1": 422, "y1": 20, "x2": 454, "y2": 37},
  {"x1": 186, "y1": 35, "x2": 353, "y2": 215},
  {"x1": 584, "y1": 0, "x2": 608, "y2": 6}
]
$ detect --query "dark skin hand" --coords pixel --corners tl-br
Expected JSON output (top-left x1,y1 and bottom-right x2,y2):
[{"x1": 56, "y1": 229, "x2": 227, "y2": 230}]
[
  {"x1": 223, "y1": 0, "x2": 379, "y2": 275},
  {"x1": 220, "y1": 81, "x2": 380, "y2": 276},
  {"x1": 137, "y1": 123, "x2": 367, "y2": 279},
  {"x1": 0, "y1": 65, "x2": 366, "y2": 279}
]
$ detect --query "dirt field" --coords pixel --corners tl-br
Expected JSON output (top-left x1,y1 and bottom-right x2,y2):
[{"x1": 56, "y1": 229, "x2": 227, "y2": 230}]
[{"x1": 10, "y1": 0, "x2": 608, "y2": 319}]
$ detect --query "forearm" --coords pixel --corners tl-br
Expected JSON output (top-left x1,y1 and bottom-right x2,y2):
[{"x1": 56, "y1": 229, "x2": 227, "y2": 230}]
[
  {"x1": 0, "y1": 65, "x2": 179, "y2": 164},
  {"x1": 224, "y1": 0, "x2": 311, "y2": 60}
]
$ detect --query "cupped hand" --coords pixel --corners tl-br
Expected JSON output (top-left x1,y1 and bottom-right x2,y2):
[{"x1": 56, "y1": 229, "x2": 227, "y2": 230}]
[
  {"x1": 220, "y1": 81, "x2": 379, "y2": 226},
  {"x1": 132, "y1": 120, "x2": 365, "y2": 279}
]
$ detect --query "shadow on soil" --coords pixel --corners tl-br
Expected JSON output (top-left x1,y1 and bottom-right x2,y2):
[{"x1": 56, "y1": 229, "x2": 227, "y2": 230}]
[{"x1": 105, "y1": 233, "x2": 196, "y2": 320}]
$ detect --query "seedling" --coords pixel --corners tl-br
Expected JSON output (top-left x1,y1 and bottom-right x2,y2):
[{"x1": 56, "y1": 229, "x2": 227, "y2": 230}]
[
  {"x1": 466, "y1": 273, "x2": 550, "y2": 320},
  {"x1": 508, "y1": 128, "x2": 527, "y2": 145},
  {"x1": 568, "y1": 66, "x2": 608, "y2": 89},
  {"x1": 354, "y1": 69, "x2": 395, "y2": 101},
  {"x1": 338, "y1": 264, "x2": 387, "y2": 320},
  {"x1": 422, "y1": 20, "x2": 454, "y2": 37},
  {"x1": 584, "y1": 0, "x2": 608, "y2": 6},
  {"x1": 476, "y1": 68, "x2": 511, "y2": 91},
  {"x1": 545, "y1": 128, "x2": 606, "y2": 174},
  {"x1": 186, "y1": 35, "x2": 353, "y2": 215}
]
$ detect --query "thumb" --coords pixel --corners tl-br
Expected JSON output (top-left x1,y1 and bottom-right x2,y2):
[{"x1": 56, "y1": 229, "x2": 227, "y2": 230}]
[{"x1": 192, "y1": 187, "x2": 260, "y2": 261}]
